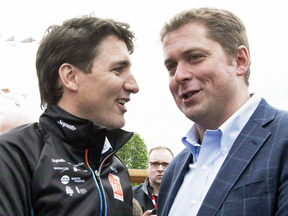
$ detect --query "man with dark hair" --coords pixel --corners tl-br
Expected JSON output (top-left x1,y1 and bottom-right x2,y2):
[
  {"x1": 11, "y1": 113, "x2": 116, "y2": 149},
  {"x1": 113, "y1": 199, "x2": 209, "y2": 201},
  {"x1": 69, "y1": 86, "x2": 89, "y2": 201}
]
[
  {"x1": 133, "y1": 146, "x2": 174, "y2": 215},
  {"x1": 158, "y1": 7, "x2": 288, "y2": 216},
  {"x1": 0, "y1": 15, "x2": 139, "y2": 216}
]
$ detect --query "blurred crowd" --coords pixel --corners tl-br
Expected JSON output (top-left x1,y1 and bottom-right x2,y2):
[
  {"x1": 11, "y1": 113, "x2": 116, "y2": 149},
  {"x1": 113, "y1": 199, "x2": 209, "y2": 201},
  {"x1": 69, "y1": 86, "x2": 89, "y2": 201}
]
[{"x1": 0, "y1": 88, "x2": 36, "y2": 134}]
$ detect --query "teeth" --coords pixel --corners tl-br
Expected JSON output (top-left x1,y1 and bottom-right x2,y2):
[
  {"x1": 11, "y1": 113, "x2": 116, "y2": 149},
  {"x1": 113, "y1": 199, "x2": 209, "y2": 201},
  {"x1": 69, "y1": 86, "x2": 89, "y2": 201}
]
[
  {"x1": 117, "y1": 99, "x2": 126, "y2": 105},
  {"x1": 184, "y1": 92, "x2": 194, "y2": 99}
]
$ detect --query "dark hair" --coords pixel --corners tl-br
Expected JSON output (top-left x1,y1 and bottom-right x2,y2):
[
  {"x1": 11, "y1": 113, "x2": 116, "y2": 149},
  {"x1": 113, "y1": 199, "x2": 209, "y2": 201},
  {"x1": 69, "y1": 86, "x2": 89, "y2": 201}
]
[
  {"x1": 160, "y1": 7, "x2": 251, "y2": 85},
  {"x1": 36, "y1": 15, "x2": 135, "y2": 109}
]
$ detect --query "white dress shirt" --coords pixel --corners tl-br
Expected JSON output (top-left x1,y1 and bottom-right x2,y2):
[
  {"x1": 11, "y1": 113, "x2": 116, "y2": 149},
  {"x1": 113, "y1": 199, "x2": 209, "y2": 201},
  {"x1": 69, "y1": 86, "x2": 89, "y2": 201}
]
[{"x1": 168, "y1": 94, "x2": 261, "y2": 216}]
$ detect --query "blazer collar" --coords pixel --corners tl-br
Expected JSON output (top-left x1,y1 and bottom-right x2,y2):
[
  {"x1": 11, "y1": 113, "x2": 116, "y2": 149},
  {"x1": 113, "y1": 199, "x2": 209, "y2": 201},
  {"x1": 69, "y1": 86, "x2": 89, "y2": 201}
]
[{"x1": 198, "y1": 99, "x2": 277, "y2": 215}]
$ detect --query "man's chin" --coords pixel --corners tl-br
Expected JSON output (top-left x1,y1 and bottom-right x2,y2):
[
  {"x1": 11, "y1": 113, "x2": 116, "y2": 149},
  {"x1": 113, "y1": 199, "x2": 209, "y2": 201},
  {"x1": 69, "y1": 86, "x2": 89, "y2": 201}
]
[
  {"x1": 106, "y1": 120, "x2": 126, "y2": 130},
  {"x1": 156, "y1": 176, "x2": 163, "y2": 181}
]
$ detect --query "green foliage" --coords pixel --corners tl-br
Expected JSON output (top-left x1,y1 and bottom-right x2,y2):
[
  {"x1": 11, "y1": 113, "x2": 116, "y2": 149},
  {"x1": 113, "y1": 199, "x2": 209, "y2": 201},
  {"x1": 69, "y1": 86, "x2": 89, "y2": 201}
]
[
  {"x1": 117, "y1": 133, "x2": 148, "y2": 187},
  {"x1": 117, "y1": 132, "x2": 148, "y2": 169}
]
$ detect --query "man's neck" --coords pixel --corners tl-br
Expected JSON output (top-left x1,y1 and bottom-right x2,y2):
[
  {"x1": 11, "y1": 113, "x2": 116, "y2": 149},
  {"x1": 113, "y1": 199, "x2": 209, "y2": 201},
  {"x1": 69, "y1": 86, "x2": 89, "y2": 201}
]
[
  {"x1": 150, "y1": 182, "x2": 160, "y2": 196},
  {"x1": 196, "y1": 92, "x2": 251, "y2": 142}
]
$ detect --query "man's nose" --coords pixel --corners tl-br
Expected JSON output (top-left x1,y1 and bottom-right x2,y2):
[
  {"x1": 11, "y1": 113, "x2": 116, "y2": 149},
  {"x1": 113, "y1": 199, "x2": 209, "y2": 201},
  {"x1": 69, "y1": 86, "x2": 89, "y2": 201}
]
[
  {"x1": 174, "y1": 62, "x2": 192, "y2": 83},
  {"x1": 124, "y1": 72, "x2": 139, "y2": 94},
  {"x1": 158, "y1": 164, "x2": 165, "y2": 171}
]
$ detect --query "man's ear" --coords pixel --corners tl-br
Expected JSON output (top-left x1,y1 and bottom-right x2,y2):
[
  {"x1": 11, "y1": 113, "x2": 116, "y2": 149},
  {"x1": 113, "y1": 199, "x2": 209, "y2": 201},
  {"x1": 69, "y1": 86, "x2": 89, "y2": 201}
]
[
  {"x1": 235, "y1": 45, "x2": 250, "y2": 77},
  {"x1": 58, "y1": 63, "x2": 78, "y2": 92}
]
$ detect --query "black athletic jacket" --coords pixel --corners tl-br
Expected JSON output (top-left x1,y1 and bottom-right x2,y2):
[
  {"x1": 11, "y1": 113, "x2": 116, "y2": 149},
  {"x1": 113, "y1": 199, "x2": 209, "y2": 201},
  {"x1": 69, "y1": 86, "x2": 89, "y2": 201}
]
[
  {"x1": 132, "y1": 177, "x2": 155, "y2": 212},
  {"x1": 0, "y1": 105, "x2": 133, "y2": 216}
]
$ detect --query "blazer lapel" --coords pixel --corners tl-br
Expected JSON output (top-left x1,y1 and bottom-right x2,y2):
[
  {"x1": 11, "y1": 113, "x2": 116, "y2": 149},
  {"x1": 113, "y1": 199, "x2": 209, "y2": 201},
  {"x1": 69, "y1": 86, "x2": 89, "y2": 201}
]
[
  {"x1": 197, "y1": 99, "x2": 276, "y2": 216},
  {"x1": 161, "y1": 148, "x2": 193, "y2": 216}
]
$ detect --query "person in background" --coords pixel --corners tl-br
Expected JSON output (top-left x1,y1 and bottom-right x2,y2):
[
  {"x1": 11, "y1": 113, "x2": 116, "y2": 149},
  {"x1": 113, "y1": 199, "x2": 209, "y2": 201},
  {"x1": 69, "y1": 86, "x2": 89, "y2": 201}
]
[
  {"x1": 0, "y1": 15, "x2": 139, "y2": 216},
  {"x1": 158, "y1": 7, "x2": 288, "y2": 216},
  {"x1": 133, "y1": 198, "x2": 143, "y2": 216},
  {"x1": 133, "y1": 146, "x2": 174, "y2": 215}
]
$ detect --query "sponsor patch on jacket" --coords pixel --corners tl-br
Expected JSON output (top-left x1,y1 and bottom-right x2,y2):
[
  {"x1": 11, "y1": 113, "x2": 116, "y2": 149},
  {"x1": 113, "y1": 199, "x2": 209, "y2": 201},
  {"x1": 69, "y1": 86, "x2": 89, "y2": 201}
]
[{"x1": 108, "y1": 173, "x2": 124, "y2": 202}]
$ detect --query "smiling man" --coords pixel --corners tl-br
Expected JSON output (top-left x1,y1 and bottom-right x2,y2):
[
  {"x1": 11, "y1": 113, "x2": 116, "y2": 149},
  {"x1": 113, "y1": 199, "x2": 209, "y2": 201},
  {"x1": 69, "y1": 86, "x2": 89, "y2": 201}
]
[
  {"x1": 0, "y1": 16, "x2": 138, "y2": 216},
  {"x1": 157, "y1": 7, "x2": 288, "y2": 216}
]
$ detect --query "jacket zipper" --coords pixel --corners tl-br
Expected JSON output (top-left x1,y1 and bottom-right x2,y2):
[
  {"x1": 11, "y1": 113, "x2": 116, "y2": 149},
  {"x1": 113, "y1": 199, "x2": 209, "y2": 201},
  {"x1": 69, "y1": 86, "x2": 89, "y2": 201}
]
[
  {"x1": 86, "y1": 149, "x2": 120, "y2": 216},
  {"x1": 94, "y1": 169, "x2": 108, "y2": 216},
  {"x1": 85, "y1": 149, "x2": 107, "y2": 216},
  {"x1": 97, "y1": 151, "x2": 115, "y2": 216}
]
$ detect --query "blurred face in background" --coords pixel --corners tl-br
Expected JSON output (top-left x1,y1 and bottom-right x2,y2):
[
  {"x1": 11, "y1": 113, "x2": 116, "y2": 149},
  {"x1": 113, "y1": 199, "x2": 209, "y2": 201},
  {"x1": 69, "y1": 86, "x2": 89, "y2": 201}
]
[{"x1": 147, "y1": 149, "x2": 174, "y2": 187}]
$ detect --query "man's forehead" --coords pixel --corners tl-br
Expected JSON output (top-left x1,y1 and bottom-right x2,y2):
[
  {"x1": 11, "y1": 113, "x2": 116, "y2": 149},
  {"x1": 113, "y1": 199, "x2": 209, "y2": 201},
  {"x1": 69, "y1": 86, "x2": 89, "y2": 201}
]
[
  {"x1": 163, "y1": 22, "x2": 208, "y2": 47},
  {"x1": 93, "y1": 35, "x2": 131, "y2": 65},
  {"x1": 97, "y1": 35, "x2": 129, "y2": 53},
  {"x1": 149, "y1": 149, "x2": 173, "y2": 160}
]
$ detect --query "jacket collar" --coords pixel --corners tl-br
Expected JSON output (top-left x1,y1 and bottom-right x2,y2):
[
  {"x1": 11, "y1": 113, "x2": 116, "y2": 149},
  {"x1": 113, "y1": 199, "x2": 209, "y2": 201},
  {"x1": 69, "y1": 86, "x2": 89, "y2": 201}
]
[
  {"x1": 142, "y1": 177, "x2": 152, "y2": 196},
  {"x1": 39, "y1": 104, "x2": 133, "y2": 152}
]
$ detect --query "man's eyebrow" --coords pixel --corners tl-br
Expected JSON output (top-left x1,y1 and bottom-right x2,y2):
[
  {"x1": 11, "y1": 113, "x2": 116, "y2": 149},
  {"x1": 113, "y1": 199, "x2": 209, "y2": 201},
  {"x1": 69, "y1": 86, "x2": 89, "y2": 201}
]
[
  {"x1": 164, "y1": 58, "x2": 176, "y2": 68},
  {"x1": 164, "y1": 49, "x2": 193, "y2": 66},
  {"x1": 164, "y1": 48, "x2": 208, "y2": 66},
  {"x1": 111, "y1": 60, "x2": 131, "y2": 67},
  {"x1": 150, "y1": 161, "x2": 170, "y2": 163}
]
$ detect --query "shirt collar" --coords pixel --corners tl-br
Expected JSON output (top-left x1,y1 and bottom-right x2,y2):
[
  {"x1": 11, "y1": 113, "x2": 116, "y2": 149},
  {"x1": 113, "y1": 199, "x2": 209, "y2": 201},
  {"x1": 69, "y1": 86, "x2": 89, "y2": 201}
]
[
  {"x1": 219, "y1": 93, "x2": 261, "y2": 155},
  {"x1": 182, "y1": 93, "x2": 261, "y2": 157},
  {"x1": 182, "y1": 124, "x2": 201, "y2": 159},
  {"x1": 102, "y1": 137, "x2": 112, "y2": 154}
]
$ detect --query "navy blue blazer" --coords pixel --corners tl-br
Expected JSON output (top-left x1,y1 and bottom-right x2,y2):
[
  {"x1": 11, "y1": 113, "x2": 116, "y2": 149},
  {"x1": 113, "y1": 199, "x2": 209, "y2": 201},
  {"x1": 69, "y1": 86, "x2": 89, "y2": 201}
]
[{"x1": 158, "y1": 99, "x2": 288, "y2": 216}]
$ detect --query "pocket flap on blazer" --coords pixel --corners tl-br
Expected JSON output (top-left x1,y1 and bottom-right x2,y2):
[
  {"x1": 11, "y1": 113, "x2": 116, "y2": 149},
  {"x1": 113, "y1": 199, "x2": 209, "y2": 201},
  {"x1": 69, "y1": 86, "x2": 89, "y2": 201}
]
[{"x1": 225, "y1": 177, "x2": 275, "y2": 201}]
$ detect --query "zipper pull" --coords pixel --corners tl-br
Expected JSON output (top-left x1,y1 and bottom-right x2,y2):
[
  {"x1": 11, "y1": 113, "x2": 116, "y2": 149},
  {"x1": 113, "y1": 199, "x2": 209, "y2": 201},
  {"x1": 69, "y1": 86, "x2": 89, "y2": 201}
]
[{"x1": 95, "y1": 170, "x2": 100, "y2": 180}]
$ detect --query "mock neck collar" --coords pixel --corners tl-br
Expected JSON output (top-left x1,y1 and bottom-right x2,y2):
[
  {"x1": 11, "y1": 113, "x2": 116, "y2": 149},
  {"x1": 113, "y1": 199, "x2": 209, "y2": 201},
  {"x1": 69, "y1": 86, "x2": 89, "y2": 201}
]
[{"x1": 39, "y1": 104, "x2": 133, "y2": 151}]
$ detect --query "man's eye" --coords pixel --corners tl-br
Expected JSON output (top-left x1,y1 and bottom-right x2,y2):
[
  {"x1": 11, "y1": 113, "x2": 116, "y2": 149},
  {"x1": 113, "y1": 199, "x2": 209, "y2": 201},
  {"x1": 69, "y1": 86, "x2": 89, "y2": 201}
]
[
  {"x1": 189, "y1": 55, "x2": 202, "y2": 61},
  {"x1": 169, "y1": 65, "x2": 176, "y2": 70},
  {"x1": 114, "y1": 67, "x2": 123, "y2": 73},
  {"x1": 166, "y1": 64, "x2": 177, "y2": 75}
]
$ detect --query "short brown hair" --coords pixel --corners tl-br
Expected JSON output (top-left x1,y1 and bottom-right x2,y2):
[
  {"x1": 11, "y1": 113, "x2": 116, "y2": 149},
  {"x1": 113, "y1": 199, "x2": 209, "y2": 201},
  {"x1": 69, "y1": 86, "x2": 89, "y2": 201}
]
[
  {"x1": 160, "y1": 7, "x2": 251, "y2": 85},
  {"x1": 36, "y1": 15, "x2": 135, "y2": 109},
  {"x1": 147, "y1": 146, "x2": 174, "y2": 163}
]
